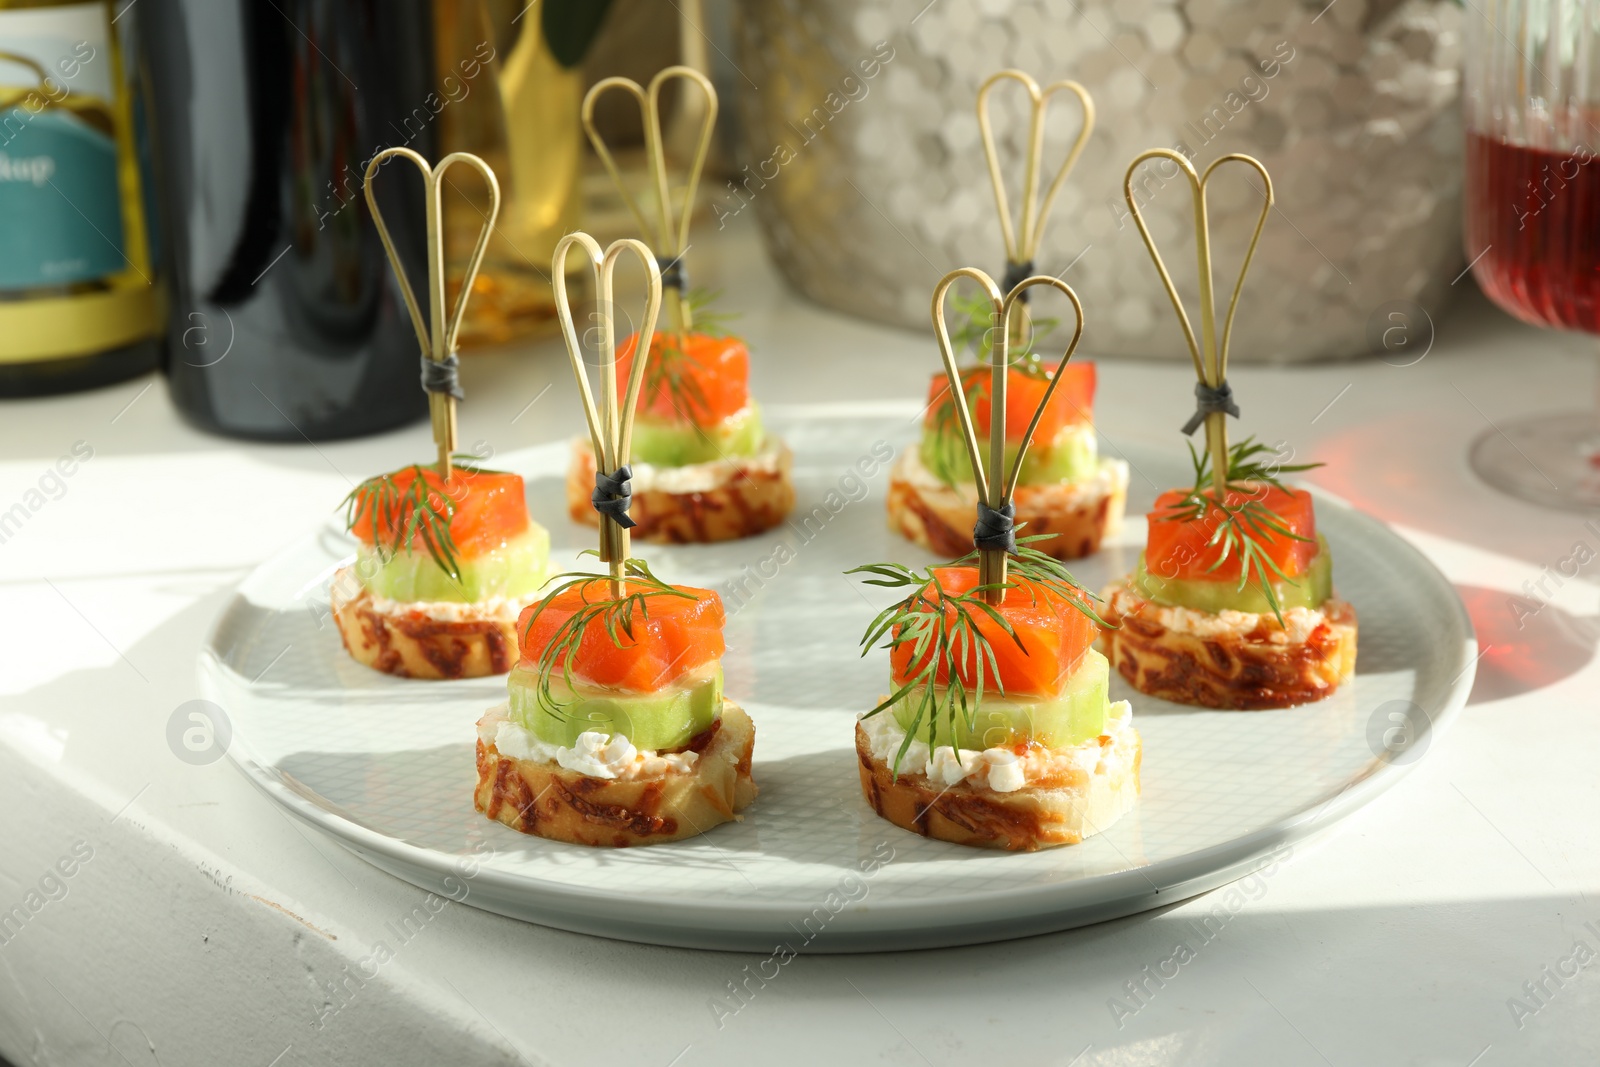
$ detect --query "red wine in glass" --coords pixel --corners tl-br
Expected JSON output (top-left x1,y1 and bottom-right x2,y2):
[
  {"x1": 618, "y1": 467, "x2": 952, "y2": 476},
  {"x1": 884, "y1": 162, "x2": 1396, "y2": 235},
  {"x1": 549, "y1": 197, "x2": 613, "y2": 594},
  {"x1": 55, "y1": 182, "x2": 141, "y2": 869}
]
[
  {"x1": 1462, "y1": 0, "x2": 1600, "y2": 509},
  {"x1": 1466, "y1": 133, "x2": 1600, "y2": 333},
  {"x1": 1464, "y1": 130, "x2": 1600, "y2": 508}
]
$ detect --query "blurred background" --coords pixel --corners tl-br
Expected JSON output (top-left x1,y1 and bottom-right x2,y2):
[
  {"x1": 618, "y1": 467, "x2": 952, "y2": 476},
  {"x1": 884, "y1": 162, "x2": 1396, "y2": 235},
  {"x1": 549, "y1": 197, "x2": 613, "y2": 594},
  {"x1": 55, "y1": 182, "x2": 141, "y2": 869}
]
[{"x1": 1, "y1": 0, "x2": 1591, "y2": 508}]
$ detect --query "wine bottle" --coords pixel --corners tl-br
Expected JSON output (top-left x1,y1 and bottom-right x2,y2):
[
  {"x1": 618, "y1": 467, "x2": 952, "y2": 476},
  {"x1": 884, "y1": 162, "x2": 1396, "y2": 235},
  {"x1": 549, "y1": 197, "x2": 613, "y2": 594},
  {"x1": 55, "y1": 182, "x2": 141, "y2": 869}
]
[
  {"x1": 0, "y1": 0, "x2": 160, "y2": 398},
  {"x1": 139, "y1": 0, "x2": 436, "y2": 440}
]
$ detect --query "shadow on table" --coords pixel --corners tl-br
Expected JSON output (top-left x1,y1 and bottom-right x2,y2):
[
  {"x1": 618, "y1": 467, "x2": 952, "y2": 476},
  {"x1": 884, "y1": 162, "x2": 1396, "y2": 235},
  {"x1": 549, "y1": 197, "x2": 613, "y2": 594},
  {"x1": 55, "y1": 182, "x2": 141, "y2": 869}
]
[
  {"x1": 481, "y1": 876, "x2": 1598, "y2": 1065},
  {"x1": 767, "y1": 891, "x2": 1597, "y2": 1065}
]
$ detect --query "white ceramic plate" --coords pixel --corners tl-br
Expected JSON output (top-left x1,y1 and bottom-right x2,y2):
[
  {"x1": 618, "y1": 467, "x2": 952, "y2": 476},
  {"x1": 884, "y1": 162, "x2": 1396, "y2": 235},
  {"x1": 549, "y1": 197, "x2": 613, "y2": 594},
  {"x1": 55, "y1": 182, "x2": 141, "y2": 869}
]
[{"x1": 202, "y1": 404, "x2": 1477, "y2": 952}]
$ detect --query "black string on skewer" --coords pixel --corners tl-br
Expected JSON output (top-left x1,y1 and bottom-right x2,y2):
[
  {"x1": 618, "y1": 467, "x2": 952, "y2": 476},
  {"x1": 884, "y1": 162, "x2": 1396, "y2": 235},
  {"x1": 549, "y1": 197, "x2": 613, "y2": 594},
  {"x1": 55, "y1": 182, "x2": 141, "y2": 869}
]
[
  {"x1": 656, "y1": 255, "x2": 688, "y2": 293},
  {"x1": 421, "y1": 353, "x2": 465, "y2": 401},
  {"x1": 591, "y1": 466, "x2": 637, "y2": 528},
  {"x1": 1182, "y1": 379, "x2": 1240, "y2": 436},
  {"x1": 1001, "y1": 259, "x2": 1035, "y2": 302},
  {"x1": 973, "y1": 500, "x2": 1016, "y2": 554}
]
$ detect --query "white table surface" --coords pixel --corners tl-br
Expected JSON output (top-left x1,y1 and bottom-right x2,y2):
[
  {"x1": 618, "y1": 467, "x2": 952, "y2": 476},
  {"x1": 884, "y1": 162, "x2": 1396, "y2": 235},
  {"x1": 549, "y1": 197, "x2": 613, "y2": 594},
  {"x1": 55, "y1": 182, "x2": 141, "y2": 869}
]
[{"x1": 1, "y1": 226, "x2": 1596, "y2": 1067}]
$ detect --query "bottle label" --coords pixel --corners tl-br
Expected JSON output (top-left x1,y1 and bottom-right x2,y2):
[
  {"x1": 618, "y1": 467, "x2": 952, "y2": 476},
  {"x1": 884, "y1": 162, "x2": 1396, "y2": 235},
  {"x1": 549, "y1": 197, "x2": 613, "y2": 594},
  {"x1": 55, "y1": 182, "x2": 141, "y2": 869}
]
[{"x1": 0, "y1": 2, "x2": 121, "y2": 292}]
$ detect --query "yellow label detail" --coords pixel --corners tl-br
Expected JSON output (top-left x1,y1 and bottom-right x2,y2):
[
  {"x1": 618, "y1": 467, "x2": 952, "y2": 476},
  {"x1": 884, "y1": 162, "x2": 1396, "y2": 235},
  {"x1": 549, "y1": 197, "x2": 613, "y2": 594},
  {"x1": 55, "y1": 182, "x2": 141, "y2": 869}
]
[{"x1": 0, "y1": 284, "x2": 158, "y2": 362}]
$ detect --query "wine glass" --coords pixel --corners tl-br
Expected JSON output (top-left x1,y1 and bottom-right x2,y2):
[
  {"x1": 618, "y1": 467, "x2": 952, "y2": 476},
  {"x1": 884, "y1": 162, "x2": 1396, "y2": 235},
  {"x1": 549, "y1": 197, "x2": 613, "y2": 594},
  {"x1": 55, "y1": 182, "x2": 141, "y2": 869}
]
[{"x1": 1463, "y1": 0, "x2": 1600, "y2": 509}]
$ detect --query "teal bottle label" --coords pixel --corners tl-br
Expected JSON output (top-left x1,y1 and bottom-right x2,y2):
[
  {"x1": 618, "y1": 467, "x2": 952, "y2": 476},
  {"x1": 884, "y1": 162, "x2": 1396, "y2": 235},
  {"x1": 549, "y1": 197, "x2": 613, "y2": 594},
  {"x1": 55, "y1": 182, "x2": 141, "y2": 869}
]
[
  {"x1": 0, "y1": 1, "x2": 122, "y2": 292},
  {"x1": 0, "y1": 106, "x2": 122, "y2": 289}
]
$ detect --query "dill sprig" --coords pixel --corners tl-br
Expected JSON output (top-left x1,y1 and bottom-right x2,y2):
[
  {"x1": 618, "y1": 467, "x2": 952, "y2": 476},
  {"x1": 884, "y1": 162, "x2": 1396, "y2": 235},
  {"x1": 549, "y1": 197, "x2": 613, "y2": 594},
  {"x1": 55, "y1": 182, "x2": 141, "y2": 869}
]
[
  {"x1": 520, "y1": 553, "x2": 695, "y2": 720},
  {"x1": 848, "y1": 541, "x2": 1107, "y2": 774},
  {"x1": 947, "y1": 288, "x2": 1060, "y2": 374},
  {"x1": 644, "y1": 287, "x2": 740, "y2": 425},
  {"x1": 683, "y1": 286, "x2": 738, "y2": 336},
  {"x1": 342, "y1": 459, "x2": 490, "y2": 581},
  {"x1": 1158, "y1": 436, "x2": 1324, "y2": 625}
]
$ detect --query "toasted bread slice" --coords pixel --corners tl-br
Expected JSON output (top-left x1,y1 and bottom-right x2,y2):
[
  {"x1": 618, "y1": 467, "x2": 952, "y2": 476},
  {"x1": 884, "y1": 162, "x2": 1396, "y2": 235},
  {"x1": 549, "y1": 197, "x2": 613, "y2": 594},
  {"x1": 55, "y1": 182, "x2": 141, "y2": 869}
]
[
  {"x1": 330, "y1": 568, "x2": 522, "y2": 679},
  {"x1": 854, "y1": 720, "x2": 1141, "y2": 851},
  {"x1": 567, "y1": 437, "x2": 795, "y2": 543},
  {"x1": 1099, "y1": 578, "x2": 1358, "y2": 709},
  {"x1": 474, "y1": 701, "x2": 758, "y2": 847},
  {"x1": 886, "y1": 450, "x2": 1127, "y2": 560}
]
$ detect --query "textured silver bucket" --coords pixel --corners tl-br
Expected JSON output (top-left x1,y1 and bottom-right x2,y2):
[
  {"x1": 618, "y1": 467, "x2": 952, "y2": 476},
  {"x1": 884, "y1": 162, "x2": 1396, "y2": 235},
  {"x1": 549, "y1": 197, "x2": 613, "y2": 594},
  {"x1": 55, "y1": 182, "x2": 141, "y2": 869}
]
[{"x1": 730, "y1": 0, "x2": 1463, "y2": 362}]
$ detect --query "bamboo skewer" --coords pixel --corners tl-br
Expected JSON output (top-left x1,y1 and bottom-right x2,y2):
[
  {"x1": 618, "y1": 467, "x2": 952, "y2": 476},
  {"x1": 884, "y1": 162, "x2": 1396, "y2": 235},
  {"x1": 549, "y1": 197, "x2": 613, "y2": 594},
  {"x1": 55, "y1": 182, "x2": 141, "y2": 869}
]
[
  {"x1": 931, "y1": 268, "x2": 1086, "y2": 604},
  {"x1": 582, "y1": 66, "x2": 717, "y2": 335},
  {"x1": 552, "y1": 233, "x2": 664, "y2": 598},
  {"x1": 1121, "y1": 150, "x2": 1273, "y2": 496},
  {"x1": 975, "y1": 70, "x2": 1094, "y2": 354},
  {"x1": 364, "y1": 148, "x2": 501, "y2": 478}
]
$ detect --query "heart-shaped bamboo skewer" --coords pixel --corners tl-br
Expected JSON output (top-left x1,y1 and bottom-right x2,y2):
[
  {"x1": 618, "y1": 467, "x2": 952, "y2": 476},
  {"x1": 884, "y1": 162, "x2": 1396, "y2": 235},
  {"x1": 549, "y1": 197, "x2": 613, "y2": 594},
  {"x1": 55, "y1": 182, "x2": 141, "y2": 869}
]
[
  {"x1": 976, "y1": 70, "x2": 1094, "y2": 351},
  {"x1": 364, "y1": 148, "x2": 501, "y2": 477},
  {"x1": 1122, "y1": 150, "x2": 1273, "y2": 492},
  {"x1": 582, "y1": 65, "x2": 717, "y2": 334},
  {"x1": 552, "y1": 232, "x2": 664, "y2": 597},
  {"x1": 930, "y1": 267, "x2": 1085, "y2": 603}
]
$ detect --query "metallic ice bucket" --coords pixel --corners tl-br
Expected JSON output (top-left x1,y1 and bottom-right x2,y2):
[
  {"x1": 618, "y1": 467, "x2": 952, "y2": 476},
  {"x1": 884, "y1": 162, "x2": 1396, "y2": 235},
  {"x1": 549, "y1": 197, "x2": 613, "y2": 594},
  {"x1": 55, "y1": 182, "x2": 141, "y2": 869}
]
[{"x1": 732, "y1": 0, "x2": 1463, "y2": 362}]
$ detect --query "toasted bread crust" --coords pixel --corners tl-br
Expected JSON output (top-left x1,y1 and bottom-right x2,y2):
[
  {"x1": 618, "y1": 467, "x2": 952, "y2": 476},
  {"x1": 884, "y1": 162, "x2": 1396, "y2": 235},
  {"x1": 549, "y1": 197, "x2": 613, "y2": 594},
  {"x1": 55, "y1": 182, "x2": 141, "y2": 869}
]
[
  {"x1": 331, "y1": 570, "x2": 519, "y2": 679},
  {"x1": 1100, "y1": 580, "x2": 1358, "y2": 709},
  {"x1": 567, "y1": 439, "x2": 795, "y2": 544},
  {"x1": 474, "y1": 702, "x2": 758, "y2": 847},
  {"x1": 886, "y1": 452, "x2": 1127, "y2": 560},
  {"x1": 854, "y1": 724, "x2": 1141, "y2": 851}
]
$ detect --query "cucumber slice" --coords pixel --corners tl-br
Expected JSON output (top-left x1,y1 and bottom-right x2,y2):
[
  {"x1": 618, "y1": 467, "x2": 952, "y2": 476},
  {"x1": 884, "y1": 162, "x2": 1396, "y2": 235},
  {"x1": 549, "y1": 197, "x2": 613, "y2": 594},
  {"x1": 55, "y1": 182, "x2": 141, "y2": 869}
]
[
  {"x1": 1132, "y1": 536, "x2": 1333, "y2": 614},
  {"x1": 507, "y1": 665, "x2": 722, "y2": 750},
  {"x1": 921, "y1": 423, "x2": 1098, "y2": 487},
  {"x1": 357, "y1": 525, "x2": 549, "y2": 603},
  {"x1": 891, "y1": 649, "x2": 1111, "y2": 749},
  {"x1": 632, "y1": 404, "x2": 764, "y2": 466}
]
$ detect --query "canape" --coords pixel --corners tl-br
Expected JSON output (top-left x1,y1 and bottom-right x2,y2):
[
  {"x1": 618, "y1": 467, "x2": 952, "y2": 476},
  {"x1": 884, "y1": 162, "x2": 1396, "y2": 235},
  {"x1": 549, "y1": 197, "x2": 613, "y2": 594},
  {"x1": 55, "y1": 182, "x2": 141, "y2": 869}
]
[
  {"x1": 854, "y1": 266, "x2": 1139, "y2": 851},
  {"x1": 341, "y1": 147, "x2": 545, "y2": 678},
  {"x1": 1111, "y1": 148, "x2": 1357, "y2": 708},
  {"x1": 333, "y1": 464, "x2": 551, "y2": 679},
  {"x1": 854, "y1": 564, "x2": 1140, "y2": 850},
  {"x1": 889, "y1": 70, "x2": 1121, "y2": 561},
  {"x1": 1100, "y1": 453, "x2": 1357, "y2": 709},
  {"x1": 474, "y1": 562, "x2": 756, "y2": 846},
  {"x1": 565, "y1": 327, "x2": 795, "y2": 542},
  {"x1": 480, "y1": 230, "x2": 758, "y2": 845},
  {"x1": 888, "y1": 359, "x2": 1128, "y2": 559},
  {"x1": 571, "y1": 66, "x2": 794, "y2": 543}
]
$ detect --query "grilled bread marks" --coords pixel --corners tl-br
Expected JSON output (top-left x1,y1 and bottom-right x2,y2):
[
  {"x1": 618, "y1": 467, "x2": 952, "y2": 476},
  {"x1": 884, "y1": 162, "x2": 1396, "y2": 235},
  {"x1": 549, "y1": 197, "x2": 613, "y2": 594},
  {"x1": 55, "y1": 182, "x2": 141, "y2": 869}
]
[
  {"x1": 474, "y1": 702, "x2": 757, "y2": 846},
  {"x1": 854, "y1": 724, "x2": 1141, "y2": 852},
  {"x1": 566, "y1": 439, "x2": 795, "y2": 543},
  {"x1": 886, "y1": 451, "x2": 1127, "y2": 561},
  {"x1": 331, "y1": 574, "x2": 520, "y2": 680},
  {"x1": 1100, "y1": 579, "x2": 1357, "y2": 709}
]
